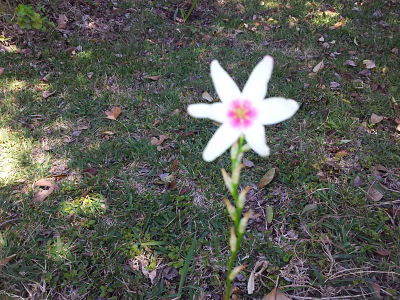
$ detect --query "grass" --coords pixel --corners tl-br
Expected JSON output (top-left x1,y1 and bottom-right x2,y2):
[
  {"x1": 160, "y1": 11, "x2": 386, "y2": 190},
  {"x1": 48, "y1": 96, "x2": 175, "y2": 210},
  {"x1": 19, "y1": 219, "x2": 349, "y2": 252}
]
[{"x1": 1, "y1": 0, "x2": 399, "y2": 299}]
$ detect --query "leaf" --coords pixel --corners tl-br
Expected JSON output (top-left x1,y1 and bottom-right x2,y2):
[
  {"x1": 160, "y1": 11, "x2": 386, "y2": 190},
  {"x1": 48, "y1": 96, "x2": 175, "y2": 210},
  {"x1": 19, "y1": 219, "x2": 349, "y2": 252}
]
[
  {"x1": 359, "y1": 69, "x2": 371, "y2": 76},
  {"x1": 329, "y1": 20, "x2": 344, "y2": 30},
  {"x1": 202, "y1": 91, "x2": 213, "y2": 102},
  {"x1": 370, "y1": 113, "x2": 384, "y2": 124},
  {"x1": 32, "y1": 179, "x2": 58, "y2": 202},
  {"x1": 105, "y1": 106, "x2": 122, "y2": 120},
  {"x1": 145, "y1": 75, "x2": 160, "y2": 81},
  {"x1": 266, "y1": 206, "x2": 274, "y2": 224},
  {"x1": 367, "y1": 186, "x2": 383, "y2": 201},
  {"x1": 247, "y1": 261, "x2": 269, "y2": 294},
  {"x1": 334, "y1": 150, "x2": 348, "y2": 160},
  {"x1": 263, "y1": 288, "x2": 292, "y2": 300},
  {"x1": 150, "y1": 135, "x2": 168, "y2": 146},
  {"x1": 0, "y1": 67, "x2": 4, "y2": 75},
  {"x1": 57, "y1": 14, "x2": 68, "y2": 29},
  {"x1": 363, "y1": 59, "x2": 376, "y2": 69},
  {"x1": 258, "y1": 168, "x2": 276, "y2": 188},
  {"x1": 42, "y1": 91, "x2": 56, "y2": 99},
  {"x1": 375, "y1": 249, "x2": 391, "y2": 256},
  {"x1": 312, "y1": 60, "x2": 324, "y2": 73},
  {"x1": 302, "y1": 203, "x2": 318, "y2": 214},
  {"x1": 344, "y1": 60, "x2": 357, "y2": 67},
  {"x1": 330, "y1": 81, "x2": 340, "y2": 88},
  {"x1": 0, "y1": 254, "x2": 16, "y2": 271},
  {"x1": 243, "y1": 158, "x2": 255, "y2": 168},
  {"x1": 87, "y1": 72, "x2": 94, "y2": 79},
  {"x1": 318, "y1": 36, "x2": 325, "y2": 42}
]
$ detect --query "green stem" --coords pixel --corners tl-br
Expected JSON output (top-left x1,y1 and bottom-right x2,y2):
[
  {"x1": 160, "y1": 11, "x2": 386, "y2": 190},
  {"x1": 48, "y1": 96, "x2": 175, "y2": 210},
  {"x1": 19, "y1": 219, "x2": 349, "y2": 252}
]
[{"x1": 225, "y1": 136, "x2": 245, "y2": 300}]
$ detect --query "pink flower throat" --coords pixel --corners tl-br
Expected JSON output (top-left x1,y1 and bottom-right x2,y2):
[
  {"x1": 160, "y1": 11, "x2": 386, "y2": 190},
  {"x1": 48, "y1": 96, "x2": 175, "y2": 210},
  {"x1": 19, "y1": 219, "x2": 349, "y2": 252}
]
[{"x1": 227, "y1": 99, "x2": 257, "y2": 128}]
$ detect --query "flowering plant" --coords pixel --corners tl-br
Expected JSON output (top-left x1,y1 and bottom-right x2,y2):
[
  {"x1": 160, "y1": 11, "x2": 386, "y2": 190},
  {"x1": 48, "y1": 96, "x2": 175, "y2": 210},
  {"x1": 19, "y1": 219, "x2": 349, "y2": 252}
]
[{"x1": 188, "y1": 56, "x2": 299, "y2": 298}]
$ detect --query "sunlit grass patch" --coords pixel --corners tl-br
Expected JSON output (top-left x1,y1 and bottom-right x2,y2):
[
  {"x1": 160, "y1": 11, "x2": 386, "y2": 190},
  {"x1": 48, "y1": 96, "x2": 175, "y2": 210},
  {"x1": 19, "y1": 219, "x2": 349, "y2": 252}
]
[
  {"x1": 47, "y1": 236, "x2": 74, "y2": 262},
  {"x1": 59, "y1": 193, "x2": 107, "y2": 217}
]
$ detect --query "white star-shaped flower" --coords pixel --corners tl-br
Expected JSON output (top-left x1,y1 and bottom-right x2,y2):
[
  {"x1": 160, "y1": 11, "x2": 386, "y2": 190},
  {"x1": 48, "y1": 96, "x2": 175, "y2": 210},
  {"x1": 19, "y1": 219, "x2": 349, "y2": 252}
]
[{"x1": 188, "y1": 56, "x2": 300, "y2": 162}]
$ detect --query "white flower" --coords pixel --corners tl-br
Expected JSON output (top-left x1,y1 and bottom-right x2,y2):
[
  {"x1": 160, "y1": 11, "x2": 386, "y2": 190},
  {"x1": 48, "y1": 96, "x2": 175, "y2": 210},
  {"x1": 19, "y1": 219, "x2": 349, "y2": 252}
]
[{"x1": 188, "y1": 56, "x2": 300, "y2": 162}]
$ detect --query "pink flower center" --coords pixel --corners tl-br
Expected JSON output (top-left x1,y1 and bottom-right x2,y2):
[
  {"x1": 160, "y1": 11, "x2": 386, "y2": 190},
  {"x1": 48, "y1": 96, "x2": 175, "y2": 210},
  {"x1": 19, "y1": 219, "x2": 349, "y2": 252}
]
[{"x1": 227, "y1": 99, "x2": 257, "y2": 129}]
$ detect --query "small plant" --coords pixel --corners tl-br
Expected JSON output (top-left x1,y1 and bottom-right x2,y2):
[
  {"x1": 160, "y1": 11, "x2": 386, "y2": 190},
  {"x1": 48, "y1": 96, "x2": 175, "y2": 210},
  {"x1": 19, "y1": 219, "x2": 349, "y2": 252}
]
[
  {"x1": 174, "y1": 0, "x2": 200, "y2": 23},
  {"x1": 15, "y1": 4, "x2": 53, "y2": 31}
]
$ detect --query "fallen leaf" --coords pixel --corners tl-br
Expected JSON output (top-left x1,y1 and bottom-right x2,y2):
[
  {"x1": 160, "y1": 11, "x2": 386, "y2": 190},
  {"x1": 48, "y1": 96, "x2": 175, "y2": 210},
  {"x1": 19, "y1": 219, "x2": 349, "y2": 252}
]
[
  {"x1": 102, "y1": 131, "x2": 115, "y2": 136},
  {"x1": 330, "y1": 81, "x2": 340, "y2": 88},
  {"x1": 202, "y1": 91, "x2": 213, "y2": 102},
  {"x1": 0, "y1": 254, "x2": 16, "y2": 271},
  {"x1": 329, "y1": 20, "x2": 344, "y2": 30},
  {"x1": 163, "y1": 266, "x2": 179, "y2": 281},
  {"x1": 344, "y1": 60, "x2": 357, "y2": 67},
  {"x1": 371, "y1": 282, "x2": 383, "y2": 300},
  {"x1": 363, "y1": 59, "x2": 376, "y2": 69},
  {"x1": 42, "y1": 91, "x2": 56, "y2": 99},
  {"x1": 72, "y1": 130, "x2": 81, "y2": 137},
  {"x1": 247, "y1": 261, "x2": 269, "y2": 294},
  {"x1": 145, "y1": 75, "x2": 160, "y2": 81},
  {"x1": 258, "y1": 168, "x2": 276, "y2": 188},
  {"x1": 375, "y1": 249, "x2": 391, "y2": 256},
  {"x1": 302, "y1": 203, "x2": 318, "y2": 214},
  {"x1": 105, "y1": 106, "x2": 122, "y2": 120},
  {"x1": 318, "y1": 36, "x2": 325, "y2": 42},
  {"x1": 0, "y1": 67, "x2": 4, "y2": 75},
  {"x1": 57, "y1": 14, "x2": 68, "y2": 29},
  {"x1": 354, "y1": 175, "x2": 362, "y2": 187},
  {"x1": 358, "y1": 69, "x2": 371, "y2": 76},
  {"x1": 151, "y1": 135, "x2": 168, "y2": 146},
  {"x1": 370, "y1": 113, "x2": 384, "y2": 124},
  {"x1": 266, "y1": 206, "x2": 273, "y2": 224},
  {"x1": 243, "y1": 158, "x2": 255, "y2": 168},
  {"x1": 366, "y1": 186, "x2": 383, "y2": 201},
  {"x1": 396, "y1": 124, "x2": 400, "y2": 132},
  {"x1": 392, "y1": 48, "x2": 399, "y2": 55},
  {"x1": 312, "y1": 60, "x2": 324, "y2": 73},
  {"x1": 334, "y1": 150, "x2": 348, "y2": 160},
  {"x1": 322, "y1": 42, "x2": 330, "y2": 48},
  {"x1": 87, "y1": 72, "x2": 94, "y2": 79},
  {"x1": 263, "y1": 288, "x2": 292, "y2": 300},
  {"x1": 32, "y1": 179, "x2": 58, "y2": 202}
]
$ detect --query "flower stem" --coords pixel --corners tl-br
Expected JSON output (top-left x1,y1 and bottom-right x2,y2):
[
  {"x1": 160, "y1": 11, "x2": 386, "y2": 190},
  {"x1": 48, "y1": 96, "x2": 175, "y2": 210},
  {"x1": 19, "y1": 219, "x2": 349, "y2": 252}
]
[{"x1": 225, "y1": 136, "x2": 246, "y2": 300}]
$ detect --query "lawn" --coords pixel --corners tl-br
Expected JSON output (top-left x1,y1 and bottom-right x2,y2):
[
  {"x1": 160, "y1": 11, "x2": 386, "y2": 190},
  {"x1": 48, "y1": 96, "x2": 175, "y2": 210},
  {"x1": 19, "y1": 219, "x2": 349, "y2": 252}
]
[{"x1": 1, "y1": 0, "x2": 399, "y2": 299}]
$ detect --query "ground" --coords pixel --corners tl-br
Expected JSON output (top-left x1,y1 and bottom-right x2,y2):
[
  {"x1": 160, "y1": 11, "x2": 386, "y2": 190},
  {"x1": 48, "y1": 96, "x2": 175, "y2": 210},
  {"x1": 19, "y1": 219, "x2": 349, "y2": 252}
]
[{"x1": 0, "y1": 0, "x2": 399, "y2": 299}]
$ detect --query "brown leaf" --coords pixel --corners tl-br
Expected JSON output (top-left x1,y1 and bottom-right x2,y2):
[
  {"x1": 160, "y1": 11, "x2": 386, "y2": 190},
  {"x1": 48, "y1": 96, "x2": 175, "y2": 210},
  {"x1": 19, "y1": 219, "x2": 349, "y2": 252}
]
[
  {"x1": 243, "y1": 158, "x2": 255, "y2": 168},
  {"x1": 42, "y1": 91, "x2": 56, "y2": 99},
  {"x1": 334, "y1": 150, "x2": 348, "y2": 160},
  {"x1": 263, "y1": 288, "x2": 292, "y2": 300},
  {"x1": 258, "y1": 168, "x2": 276, "y2": 189},
  {"x1": 0, "y1": 67, "x2": 4, "y2": 75},
  {"x1": 363, "y1": 59, "x2": 376, "y2": 69},
  {"x1": 202, "y1": 91, "x2": 213, "y2": 102},
  {"x1": 57, "y1": 14, "x2": 68, "y2": 29},
  {"x1": 0, "y1": 254, "x2": 16, "y2": 271},
  {"x1": 344, "y1": 60, "x2": 357, "y2": 67},
  {"x1": 366, "y1": 186, "x2": 383, "y2": 201},
  {"x1": 358, "y1": 69, "x2": 371, "y2": 76},
  {"x1": 87, "y1": 72, "x2": 94, "y2": 79},
  {"x1": 330, "y1": 81, "x2": 340, "y2": 88},
  {"x1": 312, "y1": 60, "x2": 324, "y2": 73},
  {"x1": 105, "y1": 106, "x2": 122, "y2": 120},
  {"x1": 329, "y1": 20, "x2": 344, "y2": 30},
  {"x1": 151, "y1": 135, "x2": 168, "y2": 146},
  {"x1": 375, "y1": 249, "x2": 391, "y2": 256},
  {"x1": 371, "y1": 282, "x2": 383, "y2": 300},
  {"x1": 370, "y1": 113, "x2": 384, "y2": 124},
  {"x1": 32, "y1": 179, "x2": 58, "y2": 202},
  {"x1": 145, "y1": 75, "x2": 160, "y2": 81}
]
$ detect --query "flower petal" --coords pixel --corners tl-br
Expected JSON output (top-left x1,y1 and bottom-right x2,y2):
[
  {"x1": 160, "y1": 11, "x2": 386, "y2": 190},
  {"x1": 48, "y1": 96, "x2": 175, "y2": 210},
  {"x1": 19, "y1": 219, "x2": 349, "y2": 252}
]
[
  {"x1": 242, "y1": 56, "x2": 274, "y2": 101},
  {"x1": 244, "y1": 125, "x2": 270, "y2": 157},
  {"x1": 203, "y1": 124, "x2": 241, "y2": 161},
  {"x1": 210, "y1": 60, "x2": 241, "y2": 103},
  {"x1": 257, "y1": 97, "x2": 300, "y2": 125},
  {"x1": 187, "y1": 103, "x2": 227, "y2": 123}
]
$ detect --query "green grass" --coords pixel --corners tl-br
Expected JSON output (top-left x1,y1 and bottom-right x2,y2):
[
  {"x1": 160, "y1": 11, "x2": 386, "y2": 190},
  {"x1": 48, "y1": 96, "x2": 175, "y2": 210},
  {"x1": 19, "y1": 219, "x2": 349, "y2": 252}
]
[{"x1": 1, "y1": 0, "x2": 399, "y2": 298}]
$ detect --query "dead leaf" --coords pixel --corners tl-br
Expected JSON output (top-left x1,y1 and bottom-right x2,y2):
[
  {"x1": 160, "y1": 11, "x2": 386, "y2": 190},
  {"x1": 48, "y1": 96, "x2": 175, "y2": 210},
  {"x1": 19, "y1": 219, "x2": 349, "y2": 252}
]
[
  {"x1": 392, "y1": 48, "x2": 399, "y2": 55},
  {"x1": 371, "y1": 282, "x2": 383, "y2": 300},
  {"x1": 334, "y1": 150, "x2": 348, "y2": 160},
  {"x1": 359, "y1": 69, "x2": 371, "y2": 76},
  {"x1": 32, "y1": 179, "x2": 58, "y2": 202},
  {"x1": 0, "y1": 254, "x2": 16, "y2": 271},
  {"x1": 42, "y1": 91, "x2": 56, "y2": 99},
  {"x1": 105, "y1": 106, "x2": 122, "y2": 120},
  {"x1": 312, "y1": 60, "x2": 324, "y2": 73},
  {"x1": 370, "y1": 113, "x2": 384, "y2": 124},
  {"x1": 318, "y1": 36, "x2": 325, "y2": 42},
  {"x1": 366, "y1": 186, "x2": 383, "y2": 201},
  {"x1": 330, "y1": 81, "x2": 340, "y2": 88},
  {"x1": 354, "y1": 175, "x2": 362, "y2": 187},
  {"x1": 247, "y1": 261, "x2": 269, "y2": 294},
  {"x1": 243, "y1": 158, "x2": 255, "y2": 168},
  {"x1": 87, "y1": 72, "x2": 94, "y2": 79},
  {"x1": 302, "y1": 203, "x2": 318, "y2": 214},
  {"x1": 258, "y1": 168, "x2": 276, "y2": 189},
  {"x1": 329, "y1": 20, "x2": 344, "y2": 30},
  {"x1": 151, "y1": 135, "x2": 168, "y2": 146},
  {"x1": 57, "y1": 14, "x2": 68, "y2": 29},
  {"x1": 202, "y1": 91, "x2": 213, "y2": 102},
  {"x1": 0, "y1": 67, "x2": 4, "y2": 75},
  {"x1": 344, "y1": 60, "x2": 357, "y2": 67},
  {"x1": 363, "y1": 59, "x2": 376, "y2": 69},
  {"x1": 375, "y1": 249, "x2": 391, "y2": 256},
  {"x1": 145, "y1": 75, "x2": 160, "y2": 81},
  {"x1": 102, "y1": 131, "x2": 115, "y2": 136},
  {"x1": 263, "y1": 288, "x2": 292, "y2": 300}
]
